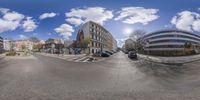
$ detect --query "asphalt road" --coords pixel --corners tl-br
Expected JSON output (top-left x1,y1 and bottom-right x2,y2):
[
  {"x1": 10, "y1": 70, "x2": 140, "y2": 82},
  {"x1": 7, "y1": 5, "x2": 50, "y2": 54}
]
[{"x1": 0, "y1": 52, "x2": 200, "y2": 100}]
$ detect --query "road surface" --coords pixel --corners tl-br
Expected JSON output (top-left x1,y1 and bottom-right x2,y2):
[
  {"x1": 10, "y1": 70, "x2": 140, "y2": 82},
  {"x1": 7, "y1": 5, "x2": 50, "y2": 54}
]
[{"x1": 0, "y1": 52, "x2": 200, "y2": 100}]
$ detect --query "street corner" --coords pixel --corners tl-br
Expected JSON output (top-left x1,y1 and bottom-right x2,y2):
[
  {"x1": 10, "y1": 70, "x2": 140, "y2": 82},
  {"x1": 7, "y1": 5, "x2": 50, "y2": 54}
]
[
  {"x1": 35, "y1": 53, "x2": 106, "y2": 63},
  {"x1": 88, "y1": 56, "x2": 107, "y2": 62},
  {"x1": 58, "y1": 55, "x2": 106, "y2": 63}
]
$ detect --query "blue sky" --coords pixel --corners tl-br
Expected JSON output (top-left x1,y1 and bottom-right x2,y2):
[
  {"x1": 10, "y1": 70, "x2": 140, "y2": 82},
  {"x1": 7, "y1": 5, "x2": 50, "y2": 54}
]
[{"x1": 0, "y1": 0, "x2": 200, "y2": 46}]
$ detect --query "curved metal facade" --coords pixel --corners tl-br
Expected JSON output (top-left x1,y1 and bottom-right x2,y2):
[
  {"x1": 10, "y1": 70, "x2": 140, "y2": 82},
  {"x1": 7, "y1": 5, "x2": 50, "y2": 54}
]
[{"x1": 141, "y1": 29, "x2": 200, "y2": 55}]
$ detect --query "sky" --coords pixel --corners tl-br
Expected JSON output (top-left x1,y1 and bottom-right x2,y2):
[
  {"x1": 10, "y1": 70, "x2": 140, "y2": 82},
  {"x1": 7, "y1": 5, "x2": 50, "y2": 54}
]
[{"x1": 0, "y1": 0, "x2": 200, "y2": 47}]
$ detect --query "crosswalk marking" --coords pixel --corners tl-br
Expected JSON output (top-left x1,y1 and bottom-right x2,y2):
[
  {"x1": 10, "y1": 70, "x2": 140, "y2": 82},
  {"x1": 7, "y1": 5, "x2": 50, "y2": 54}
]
[
  {"x1": 74, "y1": 56, "x2": 88, "y2": 62},
  {"x1": 63, "y1": 56, "x2": 90, "y2": 62},
  {"x1": 83, "y1": 59, "x2": 89, "y2": 62},
  {"x1": 39, "y1": 53, "x2": 103, "y2": 62}
]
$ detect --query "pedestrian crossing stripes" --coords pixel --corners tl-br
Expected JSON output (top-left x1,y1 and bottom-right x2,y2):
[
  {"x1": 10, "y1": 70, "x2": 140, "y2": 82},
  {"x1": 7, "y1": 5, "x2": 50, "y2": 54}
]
[
  {"x1": 38, "y1": 53, "x2": 102, "y2": 62},
  {"x1": 74, "y1": 56, "x2": 88, "y2": 62},
  {"x1": 64, "y1": 56, "x2": 92, "y2": 62}
]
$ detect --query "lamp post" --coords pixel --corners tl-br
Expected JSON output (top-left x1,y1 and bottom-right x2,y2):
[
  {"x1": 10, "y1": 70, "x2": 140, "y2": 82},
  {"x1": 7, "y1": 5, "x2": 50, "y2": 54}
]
[{"x1": 88, "y1": 43, "x2": 90, "y2": 55}]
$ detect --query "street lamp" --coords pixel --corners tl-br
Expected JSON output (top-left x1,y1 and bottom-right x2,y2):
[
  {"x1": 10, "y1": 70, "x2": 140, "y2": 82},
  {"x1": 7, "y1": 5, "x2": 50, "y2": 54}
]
[{"x1": 88, "y1": 43, "x2": 90, "y2": 55}]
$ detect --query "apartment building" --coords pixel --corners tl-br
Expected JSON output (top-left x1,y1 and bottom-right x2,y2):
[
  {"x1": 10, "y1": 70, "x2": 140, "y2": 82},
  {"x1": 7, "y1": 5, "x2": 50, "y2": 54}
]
[
  {"x1": 14, "y1": 40, "x2": 34, "y2": 51},
  {"x1": 76, "y1": 21, "x2": 117, "y2": 54}
]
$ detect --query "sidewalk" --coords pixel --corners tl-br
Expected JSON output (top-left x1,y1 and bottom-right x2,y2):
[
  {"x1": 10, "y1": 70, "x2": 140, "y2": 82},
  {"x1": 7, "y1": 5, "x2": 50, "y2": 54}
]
[
  {"x1": 138, "y1": 54, "x2": 200, "y2": 64},
  {"x1": 0, "y1": 53, "x2": 5, "y2": 59},
  {"x1": 6, "y1": 55, "x2": 36, "y2": 59},
  {"x1": 40, "y1": 53, "x2": 86, "y2": 56}
]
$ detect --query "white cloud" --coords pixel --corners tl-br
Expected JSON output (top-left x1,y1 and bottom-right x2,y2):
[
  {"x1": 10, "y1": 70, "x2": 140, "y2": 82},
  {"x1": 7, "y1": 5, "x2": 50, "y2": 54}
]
[
  {"x1": 19, "y1": 34, "x2": 27, "y2": 39},
  {"x1": 114, "y1": 7, "x2": 159, "y2": 25},
  {"x1": 39, "y1": 12, "x2": 57, "y2": 20},
  {"x1": 65, "y1": 7, "x2": 113, "y2": 26},
  {"x1": 0, "y1": 19, "x2": 21, "y2": 33},
  {"x1": 0, "y1": 8, "x2": 38, "y2": 33},
  {"x1": 0, "y1": 8, "x2": 10, "y2": 14},
  {"x1": 171, "y1": 11, "x2": 200, "y2": 32},
  {"x1": 171, "y1": 16, "x2": 177, "y2": 25},
  {"x1": 65, "y1": 17, "x2": 84, "y2": 26},
  {"x1": 0, "y1": 8, "x2": 25, "y2": 33},
  {"x1": 22, "y1": 17, "x2": 38, "y2": 32},
  {"x1": 3, "y1": 11, "x2": 24, "y2": 21},
  {"x1": 192, "y1": 20, "x2": 200, "y2": 32},
  {"x1": 54, "y1": 24, "x2": 74, "y2": 39}
]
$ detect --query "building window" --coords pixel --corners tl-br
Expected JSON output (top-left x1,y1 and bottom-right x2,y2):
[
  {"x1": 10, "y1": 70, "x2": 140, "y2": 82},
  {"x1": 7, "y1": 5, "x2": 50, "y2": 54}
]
[
  {"x1": 92, "y1": 49, "x2": 94, "y2": 53},
  {"x1": 93, "y1": 42, "x2": 95, "y2": 47},
  {"x1": 97, "y1": 43, "x2": 99, "y2": 47},
  {"x1": 93, "y1": 35, "x2": 95, "y2": 40}
]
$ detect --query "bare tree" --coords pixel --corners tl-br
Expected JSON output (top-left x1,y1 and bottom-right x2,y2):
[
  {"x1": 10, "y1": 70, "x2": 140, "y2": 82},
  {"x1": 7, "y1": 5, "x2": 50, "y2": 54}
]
[
  {"x1": 129, "y1": 29, "x2": 146, "y2": 53},
  {"x1": 129, "y1": 30, "x2": 146, "y2": 41},
  {"x1": 29, "y1": 37, "x2": 40, "y2": 43}
]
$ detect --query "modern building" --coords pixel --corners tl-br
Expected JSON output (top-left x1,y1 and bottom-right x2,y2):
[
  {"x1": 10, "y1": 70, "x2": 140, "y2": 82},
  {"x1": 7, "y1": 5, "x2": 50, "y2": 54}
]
[
  {"x1": 76, "y1": 21, "x2": 117, "y2": 54},
  {"x1": 140, "y1": 29, "x2": 200, "y2": 56}
]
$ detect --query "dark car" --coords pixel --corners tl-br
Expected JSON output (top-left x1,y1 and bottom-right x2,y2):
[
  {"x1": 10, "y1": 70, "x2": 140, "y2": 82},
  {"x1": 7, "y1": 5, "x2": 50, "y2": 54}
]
[
  {"x1": 101, "y1": 52, "x2": 110, "y2": 57},
  {"x1": 128, "y1": 51, "x2": 137, "y2": 59},
  {"x1": 54, "y1": 49, "x2": 60, "y2": 54},
  {"x1": 124, "y1": 50, "x2": 129, "y2": 54},
  {"x1": 93, "y1": 51, "x2": 101, "y2": 57},
  {"x1": 105, "y1": 51, "x2": 113, "y2": 55}
]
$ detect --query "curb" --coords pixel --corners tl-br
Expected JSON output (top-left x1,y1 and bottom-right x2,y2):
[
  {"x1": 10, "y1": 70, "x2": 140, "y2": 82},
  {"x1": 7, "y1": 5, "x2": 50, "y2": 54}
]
[{"x1": 138, "y1": 54, "x2": 200, "y2": 65}]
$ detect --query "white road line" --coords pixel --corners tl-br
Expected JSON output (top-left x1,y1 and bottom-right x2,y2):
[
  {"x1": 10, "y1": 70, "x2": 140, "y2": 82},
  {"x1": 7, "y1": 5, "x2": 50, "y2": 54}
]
[
  {"x1": 65, "y1": 56, "x2": 83, "y2": 61},
  {"x1": 67, "y1": 58, "x2": 77, "y2": 61},
  {"x1": 74, "y1": 56, "x2": 88, "y2": 62},
  {"x1": 83, "y1": 58, "x2": 89, "y2": 62}
]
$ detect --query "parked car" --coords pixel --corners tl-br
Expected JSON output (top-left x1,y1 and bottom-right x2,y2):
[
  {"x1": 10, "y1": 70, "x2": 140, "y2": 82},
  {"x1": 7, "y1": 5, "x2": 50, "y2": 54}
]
[
  {"x1": 111, "y1": 50, "x2": 117, "y2": 53},
  {"x1": 101, "y1": 52, "x2": 110, "y2": 57},
  {"x1": 54, "y1": 49, "x2": 60, "y2": 54},
  {"x1": 93, "y1": 51, "x2": 101, "y2": 57},
  {"x1": 105, "y1": 51, "x2": 113, "y2": 55},
  {"x1": 124, "y1": 50, "x2": 129, "y2": 54},
  {"x1": 128, "y1": 51, "x2": 137, "y2": 59}
]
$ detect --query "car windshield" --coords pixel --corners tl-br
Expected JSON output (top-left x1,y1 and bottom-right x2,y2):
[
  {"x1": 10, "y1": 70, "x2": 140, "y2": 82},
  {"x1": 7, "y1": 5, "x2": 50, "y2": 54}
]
[{"x1": 0, "y1": 0, "x2": 200, "y2": 100}]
